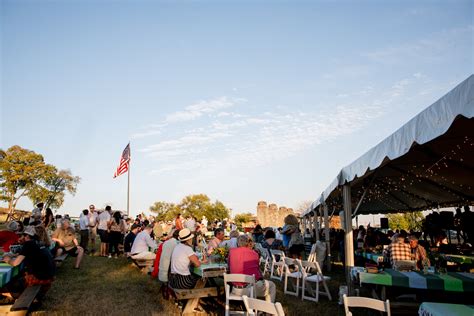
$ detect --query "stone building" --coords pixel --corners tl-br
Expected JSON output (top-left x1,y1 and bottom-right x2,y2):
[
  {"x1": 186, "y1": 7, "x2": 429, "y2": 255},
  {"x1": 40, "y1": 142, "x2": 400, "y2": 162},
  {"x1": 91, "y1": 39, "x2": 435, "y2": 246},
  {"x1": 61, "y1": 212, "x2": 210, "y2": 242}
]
[{"x1": 256, "y1": 201, "x2": 295, "y2": 227}]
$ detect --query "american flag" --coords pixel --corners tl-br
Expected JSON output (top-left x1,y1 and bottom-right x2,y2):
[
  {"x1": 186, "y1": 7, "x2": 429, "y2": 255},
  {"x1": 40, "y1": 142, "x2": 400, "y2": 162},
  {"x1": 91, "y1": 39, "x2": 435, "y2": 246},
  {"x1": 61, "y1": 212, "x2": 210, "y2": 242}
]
[{"x1": 113, "y1": 143, "x2": 131, "y2": 178}]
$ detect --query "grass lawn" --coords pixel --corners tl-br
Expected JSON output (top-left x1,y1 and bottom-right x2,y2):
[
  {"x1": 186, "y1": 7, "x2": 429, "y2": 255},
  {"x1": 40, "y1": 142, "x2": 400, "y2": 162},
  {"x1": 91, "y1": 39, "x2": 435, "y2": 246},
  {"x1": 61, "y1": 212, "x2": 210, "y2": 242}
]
[{"x1": 29, "y1": 253, "x2": 352, "y2": 316}]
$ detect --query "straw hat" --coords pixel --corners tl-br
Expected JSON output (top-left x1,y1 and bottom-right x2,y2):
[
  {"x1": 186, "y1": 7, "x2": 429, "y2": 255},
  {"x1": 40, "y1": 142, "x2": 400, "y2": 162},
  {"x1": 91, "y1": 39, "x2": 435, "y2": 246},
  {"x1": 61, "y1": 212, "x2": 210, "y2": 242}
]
[{"x1": 178, "y1": 228, "x2": 194, "y2": 242}]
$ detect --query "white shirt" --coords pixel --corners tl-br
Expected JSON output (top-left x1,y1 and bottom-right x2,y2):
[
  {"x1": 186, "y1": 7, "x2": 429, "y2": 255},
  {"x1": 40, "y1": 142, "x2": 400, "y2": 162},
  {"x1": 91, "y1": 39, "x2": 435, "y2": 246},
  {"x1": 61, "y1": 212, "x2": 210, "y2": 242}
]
[
  {"x1": 185, "y1": 219, "x2": 196, "y2": 231},
  {"x1": 159, "y1": 238, "x2": 180, "y2": 282},
  {"x1": 131, "y1": 230, "x2": 157, "y2": 254},
  {"x1": 171, "y1": 243, "x2": 195, "y2": 276},
  {"x1": 219, "y1": 237, "x2": 238, "y2": 249},
  {"x1": 97, "y1": 212, "x2": 111, "y2": 230},
  {"x1": 79, "y1": 214, "x2": 90, "y2": 230}
]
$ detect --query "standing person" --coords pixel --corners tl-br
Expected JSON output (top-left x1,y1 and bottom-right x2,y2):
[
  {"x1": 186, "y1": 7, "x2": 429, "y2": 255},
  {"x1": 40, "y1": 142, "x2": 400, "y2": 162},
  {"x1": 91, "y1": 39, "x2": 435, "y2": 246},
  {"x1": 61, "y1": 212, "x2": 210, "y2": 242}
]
[
  {"x1": 97, "y1": 206, "x2": 112, "y2": 257},
  {"x1": 201, "y1": 216, "x2": 208, "y2": 229},
  {"x1": 282, "y1": 214, "x2": 304, "y2": 259},
  {"x1": 88, "y1": 204, "x2": 98, "y2": 254},
  {"x1": 130, "y1": 225, "x2": 157, "y2": 260},
  {"x1": 51, "y1": 219, "x2": 84, "y2": 269},
  {"x1": 43, "y1": 208, "x2": 54, "y2": 230},
  {"x1": 108, "y1": 211, "x2": 126, "y2": 258},
  {"x1": 185, "y1": 216, "x2": 196, "y2": 233},
  {"x1": 79, "y1": 209, "x2": 90, "y2": 253},
  {"x1": 174, "y1": 214, "x2": 184, "y2": 231},
  {"x1": 153, "y1": 221, "x2": 164, "y2": 241}
]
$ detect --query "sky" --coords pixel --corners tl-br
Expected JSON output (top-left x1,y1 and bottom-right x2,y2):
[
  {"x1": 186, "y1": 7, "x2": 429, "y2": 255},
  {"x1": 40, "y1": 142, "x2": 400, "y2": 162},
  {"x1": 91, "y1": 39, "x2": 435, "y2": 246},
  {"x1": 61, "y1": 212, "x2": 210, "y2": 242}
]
[{"x1": 1, "y1": 0, "x2": 473, "y2": 223}]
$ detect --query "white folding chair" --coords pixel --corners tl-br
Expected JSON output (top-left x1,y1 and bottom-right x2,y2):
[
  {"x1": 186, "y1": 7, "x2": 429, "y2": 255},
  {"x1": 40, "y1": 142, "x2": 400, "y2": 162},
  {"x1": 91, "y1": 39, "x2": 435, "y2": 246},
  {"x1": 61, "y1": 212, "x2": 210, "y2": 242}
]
[
  {"x1": 255, "y1": 243, "x2": 271, "y2": 276},
  {"x1": 283, "y1": 257, "x2": 301, "y2": 297},
  {"x1": 297, "y1": 259, "x2": 332, "y2": 302},
  {"x1": 307, "y1": 244, "x2": 317, "y2": 263},
  {"x1": 343, "y1": 294, "x2": 391, "y2": 316},
  {"x1": 242, "y1": 295, "x2": 285, "y2": 316},
  {"x1": 270, "y1": 249, "x2": 285, "y2": 281},
  {"x1": 224, "y1": 273, "x2": 256, "y2": 316}
]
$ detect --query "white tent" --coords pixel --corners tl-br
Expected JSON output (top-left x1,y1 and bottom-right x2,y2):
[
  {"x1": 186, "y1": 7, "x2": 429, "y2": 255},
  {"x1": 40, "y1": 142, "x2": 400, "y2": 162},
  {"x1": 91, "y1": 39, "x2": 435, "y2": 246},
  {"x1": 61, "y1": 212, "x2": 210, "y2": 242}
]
[{"x1": 303, "y1": 74, "x2": 474, "y2": 217}]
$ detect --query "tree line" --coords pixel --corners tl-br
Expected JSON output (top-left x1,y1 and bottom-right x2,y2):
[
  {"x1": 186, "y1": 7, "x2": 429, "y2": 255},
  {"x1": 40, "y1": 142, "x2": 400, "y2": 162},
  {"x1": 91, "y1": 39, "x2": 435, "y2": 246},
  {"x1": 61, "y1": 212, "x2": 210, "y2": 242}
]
[
  {"x1": 149, "y1": 194, "x2": 230, "y2": 222},
  {"x1": 0, "y1": 145, "x2": 80, "y2": 218}
]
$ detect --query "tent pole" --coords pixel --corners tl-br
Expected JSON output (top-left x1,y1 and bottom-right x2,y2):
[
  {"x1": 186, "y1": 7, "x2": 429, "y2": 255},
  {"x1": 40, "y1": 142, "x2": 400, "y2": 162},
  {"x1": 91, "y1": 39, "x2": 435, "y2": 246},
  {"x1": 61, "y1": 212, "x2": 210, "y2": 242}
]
[
  {"x1": 315, "y1": 208, "x2": 320, "y2": 242},
  {"x1": 323, "y1": 203, "x2": 331, "y2": 271},
  {"x1": 343, "y1": 184, "x2": 354, "y2": 295}
]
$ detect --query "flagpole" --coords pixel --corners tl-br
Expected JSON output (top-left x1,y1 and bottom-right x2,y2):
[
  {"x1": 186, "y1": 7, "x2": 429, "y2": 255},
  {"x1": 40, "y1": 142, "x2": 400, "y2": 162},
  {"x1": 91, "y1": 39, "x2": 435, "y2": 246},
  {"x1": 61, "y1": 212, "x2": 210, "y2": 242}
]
[{"x1": 127, "y1": 143, "x2": 130, "y2": 217}]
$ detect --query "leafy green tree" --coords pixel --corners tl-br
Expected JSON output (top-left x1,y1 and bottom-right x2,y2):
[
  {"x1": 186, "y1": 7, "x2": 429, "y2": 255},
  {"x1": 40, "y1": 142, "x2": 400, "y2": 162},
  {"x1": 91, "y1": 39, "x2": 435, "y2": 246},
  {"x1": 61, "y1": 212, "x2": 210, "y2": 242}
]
[
  {"x1": 149, "y1": 201, "x2": 178, "y2": 221},
  {"x1": 234, "y1": 212, "x2": 254, "y2": 228},
  {"x1": 149, "y1": 194, "x2": 230, "y2": 223},
  {"x1": 385, "y1": 211, "x2": 424, "y2": 231},
  {"x1": 0, "y1": 146, "x2": 80, "y2": 217}
]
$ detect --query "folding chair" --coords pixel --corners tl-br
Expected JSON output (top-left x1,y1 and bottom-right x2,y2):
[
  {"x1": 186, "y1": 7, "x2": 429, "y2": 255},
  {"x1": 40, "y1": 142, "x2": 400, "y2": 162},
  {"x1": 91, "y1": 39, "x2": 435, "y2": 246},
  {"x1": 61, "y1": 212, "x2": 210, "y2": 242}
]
[
  {"x1": 307, "y1": 244, "x2": 317, "y2": 263},
  {"x1": 224, "y1": 273, "x2": 256, "y2": 316},
  {"x1": 343, "y1": 294, "x2": 391, "y2": 316},
  {"x1": 255, "y1": 243, "x2": 271, "y2": 276},
  {"x1": 270, "y1": 249, "x2": 285, "y2": 281},
  {"x1": 283, "y1": 257, "x2": 301, "y2": 297},
  {"x1": 242, "y1": 295, "x2": 285, "y2": 316},
  {"x1": 297, "y1": 259, "x2": 332, "y2": 302}
]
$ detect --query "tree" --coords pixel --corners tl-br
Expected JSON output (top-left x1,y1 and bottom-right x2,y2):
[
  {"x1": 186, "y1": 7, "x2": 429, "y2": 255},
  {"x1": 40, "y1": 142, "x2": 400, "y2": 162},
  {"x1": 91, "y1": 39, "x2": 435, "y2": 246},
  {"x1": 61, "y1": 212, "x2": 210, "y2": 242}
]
[
  {"x1": 385, "y1": 211, "x2": 425, "y2": 231},
  {"x1": 0, "y1": 145, "x2": 80, "y2": 217},
  {"x1": 295, "y1": 200, "x2": 314, "y2": 215},
  {"x1": 149, "y1": 201, "x2": 178, "y2": 221},
  {"x1": 234, "y1": 212, "x2": 254, "y2": 228},
  {"x1": 149, "y1": 194, "x2": 231, "y2": 223}
]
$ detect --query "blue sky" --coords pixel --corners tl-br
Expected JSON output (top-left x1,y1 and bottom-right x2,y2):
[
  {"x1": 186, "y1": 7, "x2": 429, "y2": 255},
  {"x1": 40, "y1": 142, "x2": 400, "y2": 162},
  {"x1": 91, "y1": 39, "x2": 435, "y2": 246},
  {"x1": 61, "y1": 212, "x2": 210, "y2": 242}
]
[{"x1": 1, "y1": 0, "x2": 473, "y2": 222}]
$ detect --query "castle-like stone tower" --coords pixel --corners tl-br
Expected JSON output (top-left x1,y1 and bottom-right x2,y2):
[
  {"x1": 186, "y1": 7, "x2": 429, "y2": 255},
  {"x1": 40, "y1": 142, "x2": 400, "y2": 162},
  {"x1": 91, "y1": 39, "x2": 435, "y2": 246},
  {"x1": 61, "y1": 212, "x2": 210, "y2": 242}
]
[{"x1": 256, "y1": 201, "x2": 295, "y2": 227}]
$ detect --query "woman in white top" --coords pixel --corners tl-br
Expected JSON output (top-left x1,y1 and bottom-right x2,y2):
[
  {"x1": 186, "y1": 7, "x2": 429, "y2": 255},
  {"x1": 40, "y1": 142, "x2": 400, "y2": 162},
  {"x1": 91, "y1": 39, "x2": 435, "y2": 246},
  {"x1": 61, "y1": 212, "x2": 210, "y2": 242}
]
[{"x1": 169, "y1": 229, "x2": 207, "y2": 289}]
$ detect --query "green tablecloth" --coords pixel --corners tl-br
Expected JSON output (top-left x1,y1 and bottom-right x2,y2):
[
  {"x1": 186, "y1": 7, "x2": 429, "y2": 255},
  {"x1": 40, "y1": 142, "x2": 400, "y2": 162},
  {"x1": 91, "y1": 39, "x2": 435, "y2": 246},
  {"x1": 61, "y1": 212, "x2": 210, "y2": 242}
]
[
  {"x1": 0, "y1": 263, "x2": 20, "y2": 288},
  {"x1": 193, "y1": 263, "x2": 227, "y2": 277},
  {"x1": 440, "y1": 254, "x2": 474, "y2": 265},
  {"x1": 418, "y1": 302, "x2": 474, "y2": 316},
  {"x1": 359, "y1": 269, "x2": 474, "y2": 292}
]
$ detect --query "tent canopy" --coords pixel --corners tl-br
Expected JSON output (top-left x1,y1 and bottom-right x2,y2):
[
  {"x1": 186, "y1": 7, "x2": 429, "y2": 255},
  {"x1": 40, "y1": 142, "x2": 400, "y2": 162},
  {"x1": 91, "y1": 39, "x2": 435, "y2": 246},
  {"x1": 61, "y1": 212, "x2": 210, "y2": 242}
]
[{"x1": 304, "y1": 75, "x2": 474, "y2": 217}]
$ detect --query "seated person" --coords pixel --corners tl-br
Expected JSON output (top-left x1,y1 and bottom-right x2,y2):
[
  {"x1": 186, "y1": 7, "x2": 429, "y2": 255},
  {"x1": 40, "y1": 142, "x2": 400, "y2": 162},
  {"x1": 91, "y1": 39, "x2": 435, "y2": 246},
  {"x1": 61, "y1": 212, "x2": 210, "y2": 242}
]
[
  {"x1": 409, "y1": 235, "x2": 430, "y2": 270},
  {"x1": 169, "y1": 229, "x2": 207, "y2": 289},
  {"x1": 228, "y1": 235, "x2": 276, "y2": 302},
  {"x1": 158, "y1": 229, "x2": 180, "y2": 283},
  {"x1": 220, "y1": 230, "x2": 239, "y2": 249},
  {"x1": 261, "y1": 229, "x2": 283, "y2": 251},
  {"x1": 51, "y1": 219, "x2": 84, "y2": 269},
  {"x1": 130, "y1": 225, "x2": 157, "y2": 260},
  {"x1": 383, "y1": 231, "x2": 411, "y2": 267},
  {"x1": 207, "y1": 228, "x2": 225, "y2": 255},
  {"x1": 124, "y1": 224, "x2": 140, "y2": 257},
  {"x1": 0, "y1": 221, "x2": 21, "y2": 252},
  {"x1": 3, "y1": 226, "x2": 55, "y2": 295}
]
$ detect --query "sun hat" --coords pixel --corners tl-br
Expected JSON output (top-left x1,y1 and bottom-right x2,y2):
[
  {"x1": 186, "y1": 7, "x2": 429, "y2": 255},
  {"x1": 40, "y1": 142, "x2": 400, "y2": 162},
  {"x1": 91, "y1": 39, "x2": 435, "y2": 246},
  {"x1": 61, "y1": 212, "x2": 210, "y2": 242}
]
[
  {"x1": 178, "y1": 228, "x2": 194, "y2": 242},
  {"x1": 22, "y1": 226, "x2": 36, "y2": 237}
]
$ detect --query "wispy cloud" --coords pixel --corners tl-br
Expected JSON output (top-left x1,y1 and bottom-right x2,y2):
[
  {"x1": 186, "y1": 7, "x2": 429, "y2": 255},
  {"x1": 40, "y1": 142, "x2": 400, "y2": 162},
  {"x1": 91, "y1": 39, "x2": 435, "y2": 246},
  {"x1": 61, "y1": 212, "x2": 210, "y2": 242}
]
[
  {"x1": 165, "y1": 97, "x2": 246, "y2": 123},
  {"x1": 361, "y1": 25, "x2": 473, "y2": 65}
]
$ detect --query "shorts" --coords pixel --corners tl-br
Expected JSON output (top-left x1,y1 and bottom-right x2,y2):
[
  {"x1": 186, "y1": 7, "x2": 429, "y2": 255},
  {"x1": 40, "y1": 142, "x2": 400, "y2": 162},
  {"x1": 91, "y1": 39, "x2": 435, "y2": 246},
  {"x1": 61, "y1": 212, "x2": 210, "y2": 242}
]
[
  {"x1": 98, "y1": 229, "x2": 108, "y2": 243},
  {"x1": 58, "y1": 247, "x2": 79, "y2": 257},
  {"x1": 89, "y1": 226, "x2": 97, "y2": 239}
]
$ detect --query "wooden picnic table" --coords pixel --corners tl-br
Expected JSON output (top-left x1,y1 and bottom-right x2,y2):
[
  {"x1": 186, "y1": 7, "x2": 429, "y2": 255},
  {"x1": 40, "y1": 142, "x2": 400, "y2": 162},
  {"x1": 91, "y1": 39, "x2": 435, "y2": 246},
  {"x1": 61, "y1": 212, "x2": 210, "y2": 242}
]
[
  {"x1": 355, "y1": 251, "x2": 384, "y2": 263},
  {"x1": 177, "y1": 263, "x2": 227, "y2": 316},
  {"x1": 418, "y1": 302, "x2": 474, "y2": 316}
]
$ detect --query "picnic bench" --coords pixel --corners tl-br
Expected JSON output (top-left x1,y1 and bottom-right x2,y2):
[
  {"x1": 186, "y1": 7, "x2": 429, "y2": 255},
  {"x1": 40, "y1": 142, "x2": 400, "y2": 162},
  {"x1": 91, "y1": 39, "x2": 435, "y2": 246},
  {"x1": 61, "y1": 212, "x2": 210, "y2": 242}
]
[
  {"x1": 54, "y1": 253, "x2": 68, "y2": 267},
  {"x1": 171, "y1": 263, "x2": 227, "y2": 316},
  {"x1": 131, "y1": 258, "x2": 154, "y2": 273},
  {"x1": 0, "y1": 285, "x2": 42, "y2": 316}
]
